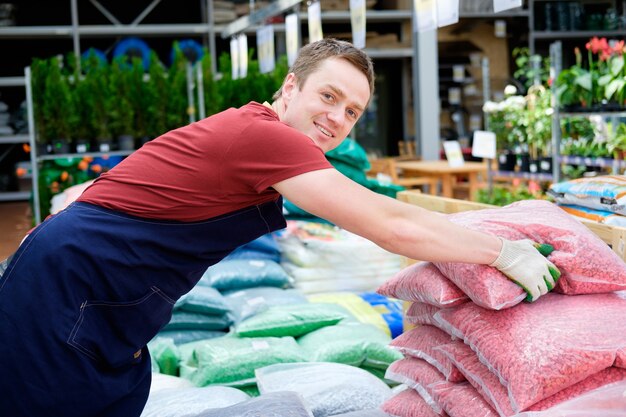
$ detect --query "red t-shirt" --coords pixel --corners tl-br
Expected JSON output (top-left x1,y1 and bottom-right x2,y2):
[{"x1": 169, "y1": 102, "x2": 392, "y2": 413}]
[{"x1": 78, "y1": 102, "x2": 333, "y2": 221}]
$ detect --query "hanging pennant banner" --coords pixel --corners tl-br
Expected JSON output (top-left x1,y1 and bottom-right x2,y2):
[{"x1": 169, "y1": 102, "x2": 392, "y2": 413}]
[
  {"x1": 285, "y1": 13, "x2": 299, "y2": 66},
  {"x1": 257, "y1": 25, "x2": 276, "y2": 74},
  {"x1": 436, "y1": 0, "x2": 459, "y2": 27},
  {"x1": 413, "y1": 0, "x2": 437, "y2": 33},
  {"x1": 230, "y1": 37, "x2": 240, "y2": 80},
  {"x1": 493, "y1": 0, "x2": 522, "y2": 13},
  {"x1": 350, "y1": 0, "x2": 366, "y2": 49},
  {"x1": 238, "y1": 34, "x2": 248, "y2": 79},
  {"x1": 308, "y1": 1, "x2": 323, "y2": 43}
]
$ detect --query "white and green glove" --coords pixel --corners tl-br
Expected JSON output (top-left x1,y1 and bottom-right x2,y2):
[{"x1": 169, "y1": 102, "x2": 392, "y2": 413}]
[{"x1": 490, "y1": 238, "x2": 561, "y2": 302}]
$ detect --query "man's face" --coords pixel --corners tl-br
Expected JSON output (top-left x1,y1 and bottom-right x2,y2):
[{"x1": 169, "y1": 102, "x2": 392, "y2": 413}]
[{"x1": 280, "y1": 57, "x2": 371, "y2": 153}]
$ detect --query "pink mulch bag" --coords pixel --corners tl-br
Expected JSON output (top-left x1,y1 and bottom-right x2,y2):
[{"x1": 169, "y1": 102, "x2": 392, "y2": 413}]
[
  {"x1": 434, "y1": 292, "x2": 626, "y2": 413},
  {"x1": 431, "y1": 382, "x2": 498, "y2": 417},
  {"x1": 529, "y1": 367, "x2": 626, "y2": 411},
  {"x1": 435, "y1": 340, "x2": 514, "y2": 417},
  {"x1": 436, "y1": 341, "x2": 626, "y2": 417},
  {"x1": 381, "y1": 387, "x2": 445, "y2": 417},
  {"x1": 436, "y1": 200, "x2": 626, "y2": 310},
  {"x1": 389, "y1": 325, "x2": 464, "y2": 383},
  {"x1": 514, "y1": 380, "x2": 626, "y2": 417},
  {"x1": 404, "y1": 302, "x2": 442, "y2": 327},
  {"x1": 384, "y1": 357, "x2": 448, "y2": 414},
  {"x1": 376, "y1": 262, "x2": 468, "y2": 308},
  {"x1": 616, "y1": 347, "x2": 626, "y2": 369}
]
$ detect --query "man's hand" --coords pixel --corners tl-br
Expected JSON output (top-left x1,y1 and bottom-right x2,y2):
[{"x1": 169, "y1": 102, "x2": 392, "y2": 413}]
[{"x1": 490, "y1": 239, "x2": 561, "y2": 302}]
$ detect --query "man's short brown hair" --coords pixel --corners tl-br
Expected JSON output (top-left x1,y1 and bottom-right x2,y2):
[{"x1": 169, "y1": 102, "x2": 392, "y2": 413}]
[{"x1": 272, "y1": 38, "x2": 375, "y2": 102}]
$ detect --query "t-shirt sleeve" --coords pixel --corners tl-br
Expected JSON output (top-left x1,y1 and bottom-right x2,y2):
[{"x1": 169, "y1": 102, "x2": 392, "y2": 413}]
[{"x1": 223, "y1": 119, "x2": 334, "y2": 194}]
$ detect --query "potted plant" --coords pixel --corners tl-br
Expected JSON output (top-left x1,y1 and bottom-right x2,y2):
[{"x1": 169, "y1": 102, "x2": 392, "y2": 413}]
[
  {"x1": 30, "y1": 58, "x2": 52, "y2": 154},
  {"x1": 109, "y1": 56, "x2": 136, "y2": 150},
  {"x1": 42, "y1": 56, "x2": 76, "y2": 154}
]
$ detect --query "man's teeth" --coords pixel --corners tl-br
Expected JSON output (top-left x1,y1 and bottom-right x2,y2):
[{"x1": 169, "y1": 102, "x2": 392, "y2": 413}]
[{"x1": 317, "y1": 124, "x2": 332, "y2": 137}]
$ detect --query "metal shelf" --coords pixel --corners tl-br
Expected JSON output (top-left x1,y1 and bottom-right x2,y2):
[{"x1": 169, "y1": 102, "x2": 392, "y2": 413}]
[
  {"x1": 365, "y1": 48, "x2": 413, "y2": 59},
  {"x1": 0, "y1": 135, "x2": 29, "y2": 144},
  {"x1": 0, "y1": 191, "x2": 30, "y2": 202},
  {"x1": 310, "y1": 10, "x2": 413, "y2": 23},
  {"x1": 0, "y1": 24, "x2": 221, "y2": 38},
  {"x1": 494, "y1": 170, "x2": 554, "y2": 181},
  {"x1": 559, "y1": 111, "x2": 626, "y2": 118},
  {"x1": 0, "y1": 77, "x2": 26, "y2": 87},
  {"x1": 460, "y1": 10, "x2": 530, "y2": 18},
  {"x1": 532, "y1": 30, "x2": 626, "y2": 40},
  {"x1": 559, "y1": 155, "x2": 623, "y2": 168},
  {"x1": 37, "y1": 149, "x2": 134, "y2": 161}
]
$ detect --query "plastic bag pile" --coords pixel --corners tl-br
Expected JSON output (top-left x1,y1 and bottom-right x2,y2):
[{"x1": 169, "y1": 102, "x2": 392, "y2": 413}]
[{"x1": 377, "y1": 199, "x2": 626, "y2": 417}]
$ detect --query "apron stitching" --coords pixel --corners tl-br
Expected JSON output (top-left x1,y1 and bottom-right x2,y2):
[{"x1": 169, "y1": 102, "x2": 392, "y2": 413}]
[
  {"x1": 256, "y1": 205, "x2": 272, "y2": 233},
  {"x1": 67, "y1": 308, "x2": 100, "y2": 361}
]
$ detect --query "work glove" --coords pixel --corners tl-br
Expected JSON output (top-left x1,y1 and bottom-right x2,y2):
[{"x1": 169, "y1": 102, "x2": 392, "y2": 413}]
[{"x1": 490, "y1": 238, "x2": 561, "y2": 302}]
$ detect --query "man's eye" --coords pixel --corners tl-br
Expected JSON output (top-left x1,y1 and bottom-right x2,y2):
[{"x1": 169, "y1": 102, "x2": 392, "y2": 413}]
[
  {"x1": 347, "y1": 109, "x2": 358, "y2": 119},
  {"x1": 322, "y1": 93, "x2": 334, "y2": 101}
]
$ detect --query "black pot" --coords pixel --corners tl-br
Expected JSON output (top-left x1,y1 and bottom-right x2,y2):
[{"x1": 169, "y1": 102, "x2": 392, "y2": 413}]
[
  {"x1": 97, "y1": 140, "x2": 115, "y2": 152},
  {"x1": 539, "y1": 157, "x2": 553, "y2": 174},
  {"x1": 52, "y1": 139, "x2": 71, "y2": 155},
  {"x1": 74, "y1": 139, "x2": 91, "y2": 154},
  {"x1": 117, "y1": 134, "x2": 135, "y2": 151},
  {"x1": 528, "y1": 159, "x2": 541, "y2": 174},
  {"x1": 517, "y1": 153, "x2": 531, "y2": 173},
  {"x1": 497, "y1": 152, "x2": 517, "y2": 171}
]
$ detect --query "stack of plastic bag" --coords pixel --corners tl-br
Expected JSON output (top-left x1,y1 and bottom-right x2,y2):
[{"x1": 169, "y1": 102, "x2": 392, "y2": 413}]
[
  {"x1": 548, "y1": 175, "x2": 626, "y2": 227},
  {"x1": 276, "y1": 220, "x2": 403, "y2": 294},
  {"x1": 255, "y1": 362, "x2": 393, "y2": 417},
  {"x1": 159, "y1": 285, "x2": 233, "y2": 345},
  {"x1": 377, "y1": 199, "x2": 626, "y2": 417}
]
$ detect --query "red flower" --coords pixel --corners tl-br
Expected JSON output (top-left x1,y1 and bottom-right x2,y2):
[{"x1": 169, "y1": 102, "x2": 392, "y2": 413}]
[{"x1": 586, "y1": 37, "x2": 610, "y2": 55}]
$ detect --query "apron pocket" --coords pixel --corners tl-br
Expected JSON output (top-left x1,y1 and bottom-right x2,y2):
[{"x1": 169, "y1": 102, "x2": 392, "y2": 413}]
[{"x1": 67, "y1": 286, "x2": 175, "y2": 368}]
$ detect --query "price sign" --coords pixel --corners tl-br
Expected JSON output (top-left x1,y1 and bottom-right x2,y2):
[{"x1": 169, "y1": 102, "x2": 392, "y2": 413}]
[
  {"x1": 437, "y1": 0, "x2": 459, "y2": 27},
  {"x1": 285, "y1": 13, "x2": 299, "y2": 66},
  {"x1": 413, "y1": 0, "x2": 437, "y2": 32},
  {"x1": 308, "y1": 1, "x2": 323, "y2": 43},
  {"x1": 350, "y1": 0, "x2": 366, "y2": 49}
]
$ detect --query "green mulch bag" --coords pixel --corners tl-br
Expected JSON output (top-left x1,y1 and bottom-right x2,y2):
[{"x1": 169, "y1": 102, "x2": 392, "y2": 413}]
[
  {"x1": 326, "y1": 137, "x2": 371, "y2": 171},
  {"x1": 198, "y1": 259, "x2": 294, "y2": 291},
  {"x1": 330, "y1": 160, "x2": 369, "y2": 184},
  {"x1": 156, "y1": 329, "x2": 228, "y2": 345},
  {"x1": 234, "y1": 303, "x2": 348, "y2": 338},
  {"x1": 163, "y1": 311, "x2": 232, "y2": 331},
  {"x1": 174, "y1": 285, "x2": 232, "y2": 315},
  {"x1": 180, "y1": 336, "x2": 308, "y2": 387},
  {"x1": 366, "y1": 178, "x2": 405, "y2": 198},
  {"x1": 297, "y1": 322, "x2": 403, "y2": 369},
  {"x1": 148, "y1": 337, "x2": 180, "y2": 376},
  {"x1": 237, "y1": 384, "x2": 260, "y2": 397}
]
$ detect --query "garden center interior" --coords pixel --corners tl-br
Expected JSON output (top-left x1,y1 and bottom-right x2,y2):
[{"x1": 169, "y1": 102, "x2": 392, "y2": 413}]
[{"x1": 1, "y1": 0, "x2": 626, "y2": 416}]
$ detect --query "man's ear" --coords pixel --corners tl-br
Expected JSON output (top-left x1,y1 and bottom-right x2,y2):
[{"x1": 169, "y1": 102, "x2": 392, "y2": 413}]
[{"x1": 281, "y1": 73, "x2": 297, "y2": 101}]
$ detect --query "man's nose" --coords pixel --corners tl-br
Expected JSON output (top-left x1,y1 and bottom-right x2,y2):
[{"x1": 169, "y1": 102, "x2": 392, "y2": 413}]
[{"x1": 327, "y1": 107, "x2": 345, "y2": 125}]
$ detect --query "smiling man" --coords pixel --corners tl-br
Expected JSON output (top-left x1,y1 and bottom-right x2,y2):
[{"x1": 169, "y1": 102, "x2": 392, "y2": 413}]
[{"x1": 0, "y1": 38, "x2": 558, "y2": 417}]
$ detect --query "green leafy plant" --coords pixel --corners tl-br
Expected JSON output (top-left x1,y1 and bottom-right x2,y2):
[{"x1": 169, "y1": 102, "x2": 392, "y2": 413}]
[
  {"x1": 476, "y1": 185, "x2": 537, "y2": 206},
  {"x1": 512, "y1": 47, "x2": 550, "y2": 92}
]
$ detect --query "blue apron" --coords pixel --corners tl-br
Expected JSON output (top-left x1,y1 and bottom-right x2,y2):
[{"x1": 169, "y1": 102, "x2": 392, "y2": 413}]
[{"x1": 0, "y1": 199, "x2": 285, "y2": 417}]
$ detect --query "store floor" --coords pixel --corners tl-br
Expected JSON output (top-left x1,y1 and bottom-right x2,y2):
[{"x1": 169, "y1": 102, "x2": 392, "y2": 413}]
[{"x1": 0, "y1": 200, "x2": 32, "y2": 260}]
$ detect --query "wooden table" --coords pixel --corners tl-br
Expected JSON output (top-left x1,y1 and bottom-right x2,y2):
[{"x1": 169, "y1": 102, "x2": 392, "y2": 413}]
[{"x1": 394, "y1": 160, "x2": 488, "y2": 200}]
